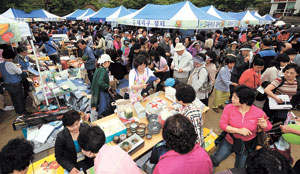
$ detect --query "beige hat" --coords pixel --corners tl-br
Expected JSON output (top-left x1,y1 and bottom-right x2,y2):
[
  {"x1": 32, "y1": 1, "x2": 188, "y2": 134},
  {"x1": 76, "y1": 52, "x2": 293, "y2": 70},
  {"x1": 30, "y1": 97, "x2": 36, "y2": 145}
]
[
  {"x1": 97, "y1": 54, "x2": 114, "y2": 64},
  {"x1": 174, "y1": 43, "x2": 185, "y2": 51}
]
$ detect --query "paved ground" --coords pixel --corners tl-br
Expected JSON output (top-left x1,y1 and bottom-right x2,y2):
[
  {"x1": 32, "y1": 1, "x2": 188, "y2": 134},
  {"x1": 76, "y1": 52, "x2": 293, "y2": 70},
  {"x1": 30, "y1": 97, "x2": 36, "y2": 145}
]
[{"x1": 0, "y1": 92, "x2": 300, "y2": 173}]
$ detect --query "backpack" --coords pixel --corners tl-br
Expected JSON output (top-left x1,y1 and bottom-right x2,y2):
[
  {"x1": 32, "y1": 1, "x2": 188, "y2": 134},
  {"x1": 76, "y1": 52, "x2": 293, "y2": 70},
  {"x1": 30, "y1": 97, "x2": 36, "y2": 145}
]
[
  {"x1": 197, "y1": 66, "x2": 212, "y2": 93},
  {"x1": 291, "y1": 80, "x2": 300, "y2": 107}
]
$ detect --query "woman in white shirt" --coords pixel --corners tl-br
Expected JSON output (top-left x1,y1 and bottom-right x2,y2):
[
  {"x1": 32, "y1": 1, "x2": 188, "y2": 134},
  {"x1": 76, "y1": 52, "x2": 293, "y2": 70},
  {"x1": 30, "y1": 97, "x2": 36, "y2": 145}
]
[
  {"x1": 261, "y1": 54, "x2": 290, "y2": 82},
  {"x1": 129, "y1": 54, "x2": 160, "y2": 102}
]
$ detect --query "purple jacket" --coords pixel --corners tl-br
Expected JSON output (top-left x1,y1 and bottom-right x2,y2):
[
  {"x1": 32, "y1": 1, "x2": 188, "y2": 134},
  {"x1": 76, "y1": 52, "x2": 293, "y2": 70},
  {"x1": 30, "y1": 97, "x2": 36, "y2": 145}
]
[{"x1": 153, "y1": 144, "x2": 213, "y2": 174}]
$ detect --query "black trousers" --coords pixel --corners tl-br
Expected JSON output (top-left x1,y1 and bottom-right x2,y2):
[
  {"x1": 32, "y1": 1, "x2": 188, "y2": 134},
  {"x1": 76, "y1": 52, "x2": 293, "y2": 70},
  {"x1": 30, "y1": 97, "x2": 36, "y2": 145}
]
[
  {"x1": 4, "y1": 82, "x2": 26, "y2": 114},
  {"x1": 21, "y1": 77, "x2": 29, "y2": 99},
  {"x1": 87, "y1": 69, "x2": 95, "y2": 84}
]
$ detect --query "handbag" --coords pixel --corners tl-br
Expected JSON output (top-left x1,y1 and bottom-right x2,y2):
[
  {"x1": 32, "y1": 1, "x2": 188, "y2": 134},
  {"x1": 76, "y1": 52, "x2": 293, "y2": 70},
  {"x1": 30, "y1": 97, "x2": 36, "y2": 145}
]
[
  {"x1": 229, "y1": 134, "x2": 246, "y2": 154},
  {"x1": 197, "y1": 67, "x2": 212, "y2": 93},
  {"x1": 214, "y1": 131, "x2": 227, "y2": 146},
  {"x1": 255, "y1": 81, "x2": 271, "y2": 101}
]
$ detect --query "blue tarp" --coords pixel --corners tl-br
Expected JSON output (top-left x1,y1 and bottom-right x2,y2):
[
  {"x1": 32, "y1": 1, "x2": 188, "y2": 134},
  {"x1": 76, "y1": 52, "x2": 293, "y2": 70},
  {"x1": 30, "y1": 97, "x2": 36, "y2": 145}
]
[
  {"x1": 131, "y1": 1, "x2": 220, "y2": 21},
  {"x1": 66, "y1": 8, "x2": 95, "y2": 20},
  {"x1": 107, "y1": 6, "x2": 132, "y2": 22},
  {"x1": 199, "y1": 5, "x2": 237, "y2": 21},
  {"x1": 89, "y1": 7, "x2": 120, "y2": 22},
  {"x1": 128, "y1": 9, "x2": 138, "y2": 13},
  {"x1": 264, "y1": 14, "x2": 277, "y2": 22},
  {"x1": 1, "y1": 8, "x2": 30, "y2": 19}
]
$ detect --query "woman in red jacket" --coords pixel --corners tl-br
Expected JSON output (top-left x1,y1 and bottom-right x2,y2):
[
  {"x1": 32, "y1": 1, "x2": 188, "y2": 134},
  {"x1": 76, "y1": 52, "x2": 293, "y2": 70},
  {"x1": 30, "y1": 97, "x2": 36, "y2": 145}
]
[{"x1": 210, "y1": 85, "x2": 272, "y2": 169}]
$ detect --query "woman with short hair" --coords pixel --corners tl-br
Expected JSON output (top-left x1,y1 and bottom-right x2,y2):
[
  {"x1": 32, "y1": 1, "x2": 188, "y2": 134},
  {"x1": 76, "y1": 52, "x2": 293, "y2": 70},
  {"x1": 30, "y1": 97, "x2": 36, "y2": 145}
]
[
  {"x1": 153, "y1": 114, "x2": 213, "y2": 174},
  {"x1": 129, "y1": 54, "x2": 159, "y2": 101},
  {"x1": 211, "y1": 85, "x2": 272, "y2": 169},
  {"x1": 77, "y1": 126, "x2": 141, "y2": 174},
  {"x1": 263, "y1": 63, "x2": 300, "y2": 123},
  {"x1": 55, "y1": 110, "x2": 93, "y2": 174}
]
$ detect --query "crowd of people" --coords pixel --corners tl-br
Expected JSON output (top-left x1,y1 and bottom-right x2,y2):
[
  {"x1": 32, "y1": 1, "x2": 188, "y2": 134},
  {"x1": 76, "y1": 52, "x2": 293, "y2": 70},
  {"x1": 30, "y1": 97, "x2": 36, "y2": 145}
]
[{"x1": 1, "y1": 20, "x2": 300, "y2": 174}]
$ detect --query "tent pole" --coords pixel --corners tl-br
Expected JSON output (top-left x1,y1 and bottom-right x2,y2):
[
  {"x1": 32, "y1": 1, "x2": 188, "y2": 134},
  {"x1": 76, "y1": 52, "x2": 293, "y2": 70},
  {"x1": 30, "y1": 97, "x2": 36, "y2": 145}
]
[{"x1": 30, "y1": 39, "x2": 50, "y2": 108}]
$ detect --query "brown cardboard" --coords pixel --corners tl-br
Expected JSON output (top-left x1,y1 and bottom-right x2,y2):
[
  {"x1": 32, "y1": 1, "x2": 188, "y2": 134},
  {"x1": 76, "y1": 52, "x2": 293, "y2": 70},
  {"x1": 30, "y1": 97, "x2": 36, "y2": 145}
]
[{"x1": 0, "y1": 94, "x2": 4, "y2": 110}]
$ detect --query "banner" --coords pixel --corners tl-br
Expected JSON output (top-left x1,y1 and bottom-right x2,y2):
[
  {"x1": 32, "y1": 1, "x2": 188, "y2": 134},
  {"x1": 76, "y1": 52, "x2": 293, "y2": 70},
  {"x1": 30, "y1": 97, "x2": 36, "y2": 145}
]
[
  {"x1": 118, "y1": 18, "x2": 227, "y2": 29},
  {"x1": 118, "y1": 18, "x2": 241, "y2": 29},
  {"x1": 0, "y1": 23, "x2": 21, "y2": 44}
]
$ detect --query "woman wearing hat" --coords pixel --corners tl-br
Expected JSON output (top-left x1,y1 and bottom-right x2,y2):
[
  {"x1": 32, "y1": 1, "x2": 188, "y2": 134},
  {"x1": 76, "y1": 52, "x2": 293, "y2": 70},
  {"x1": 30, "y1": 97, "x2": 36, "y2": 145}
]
[
  {"x1": 224, "y1": 41, "x2": 239, "y2": 57},
  {"x1": 91, "y1": 54, "x2": 114, "y2": 119},
  {"x1": 187, "y1": 53, "x2": 210, "y2": 106},
  {"x1": 188, "y1": 41, "x2": 202, "y2": 58},
  {"x1": 171, "y1": 43, "x2": 194, "y2": 84}
]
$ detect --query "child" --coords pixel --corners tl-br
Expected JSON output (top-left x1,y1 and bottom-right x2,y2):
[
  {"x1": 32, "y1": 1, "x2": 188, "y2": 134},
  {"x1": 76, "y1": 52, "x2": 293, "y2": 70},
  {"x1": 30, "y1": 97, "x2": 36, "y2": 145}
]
[{"x1": 212, "y1": 56, "x2": 238, "y2": 113}]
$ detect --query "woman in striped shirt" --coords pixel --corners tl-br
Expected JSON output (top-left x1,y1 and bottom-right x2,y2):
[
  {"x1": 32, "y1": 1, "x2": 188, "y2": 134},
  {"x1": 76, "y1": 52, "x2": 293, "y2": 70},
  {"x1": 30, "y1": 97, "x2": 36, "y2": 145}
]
[{"x1": 263, "y1": 63, "x2": 300, "y2": 123}]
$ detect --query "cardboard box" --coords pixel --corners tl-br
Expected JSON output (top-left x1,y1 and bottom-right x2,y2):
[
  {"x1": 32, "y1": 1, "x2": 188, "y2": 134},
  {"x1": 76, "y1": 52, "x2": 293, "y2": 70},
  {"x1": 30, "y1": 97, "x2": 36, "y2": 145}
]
[
  {"x1": 0, "y1": 94, "x2": 4, "y2": 110},
  {"x1": 120, "y1": 87, "x2": 129, "y2": 98},
  {"x1": 109, "y1": 75, "x2": 118, "y2": 90}
]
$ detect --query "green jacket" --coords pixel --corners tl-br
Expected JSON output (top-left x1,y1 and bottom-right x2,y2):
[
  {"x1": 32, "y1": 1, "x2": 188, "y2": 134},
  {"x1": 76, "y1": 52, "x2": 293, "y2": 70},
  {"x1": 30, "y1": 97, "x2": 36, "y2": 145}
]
[{"x1": 91, "y1": 67, "x2": 110, "y2": 108}]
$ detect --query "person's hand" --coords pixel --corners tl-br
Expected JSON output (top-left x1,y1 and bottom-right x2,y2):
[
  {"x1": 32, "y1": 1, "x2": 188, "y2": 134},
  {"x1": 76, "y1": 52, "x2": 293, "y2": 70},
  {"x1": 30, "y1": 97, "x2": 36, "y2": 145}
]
[
  {"x1": 239, "y1": 128, "x2": 252, "y2": 136},
  {"x1": 275, "y1": 97, "x2": 283, "y2": 104},
  {"x1": 280, "y1": 125, "x2": 293, "y2": 134},
  {"x1": 155, "y1": 78, "x2": 161, "y2": 84},
  {"x1": 244, "y1": 55, "x2": 250, "y2": 62},
  {"x1": 231, "y1": 82, "x2": 239, "y2": 87},
  {"x1": 142, "y1": 84, "x2": 148, "y2": 89},
  {"x1": 92, "y1": 107, "x2": 97, "y2": 110},
  {"x1": 165, "y1": 52, "x2": 171, "y2": 57},
  {"x1": 70, "y1": 167, "x2": 80, "y2": 174},
  {"x1": 296, "y1": 118, "x2": 300, "y2": 122},
  {"x1": 165, "y1": 104, "x2": 175, "y2": 111},
  {"x1": 178, "y1": 68, "x2": 183, "y2": 73},
  {"x1": 170, "y1": 65, "x2": 174, "y2": 70},
  {"x1": 23, "y1": 70, "x2": 28, "y2": 72},
  {"x1": 257, "y1": 117, "x2": 267, "y2": 129}
]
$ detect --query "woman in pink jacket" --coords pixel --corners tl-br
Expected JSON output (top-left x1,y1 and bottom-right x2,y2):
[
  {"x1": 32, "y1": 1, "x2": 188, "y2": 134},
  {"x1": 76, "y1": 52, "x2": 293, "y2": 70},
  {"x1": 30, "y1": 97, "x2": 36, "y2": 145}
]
[
  {"x1": 210, "y1": 85, "x2": 272, "y2": 169},
  {"x1": 153, "y1": 114, "x2": 213, "y2": 174}
]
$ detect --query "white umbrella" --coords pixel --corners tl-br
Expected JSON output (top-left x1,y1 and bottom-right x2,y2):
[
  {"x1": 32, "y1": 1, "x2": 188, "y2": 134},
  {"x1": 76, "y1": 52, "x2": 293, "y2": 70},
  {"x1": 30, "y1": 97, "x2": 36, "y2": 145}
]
[{"x1": 274, "y1": 20, "x2": 286, "y2": 26}]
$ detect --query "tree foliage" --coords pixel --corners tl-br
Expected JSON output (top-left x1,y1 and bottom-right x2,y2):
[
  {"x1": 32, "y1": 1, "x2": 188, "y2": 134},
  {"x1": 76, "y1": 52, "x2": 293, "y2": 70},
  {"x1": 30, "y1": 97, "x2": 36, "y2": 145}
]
[{"x1": 0, "y1": 0, "x2": 271, "y2": 17}]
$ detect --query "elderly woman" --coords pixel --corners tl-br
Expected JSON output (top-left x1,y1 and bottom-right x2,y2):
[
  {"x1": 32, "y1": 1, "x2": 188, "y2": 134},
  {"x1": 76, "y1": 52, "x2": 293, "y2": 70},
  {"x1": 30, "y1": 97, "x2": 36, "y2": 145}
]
[
  {"x1": 188, "y1": 53, "x2": 210, "y2": 106},
  {"x1": 211, "y1": 85, "x2": 272, "y2": 169},
  {"x1": 153, "y1": 114, "x2": 212, "y2": 174},
  {"x1": 263, "y1": 63, "x2": 300, "y2": 123},
  {"x1": 188, "y1": 41, "x2": 202, "y2": 58},
  {"x1": 224, "y1": 41, "x2": 239, "y2": 57},
  {"x1": 129, "y1": 54, "x2": 159, "y2": 102},
  {"x1": 55, "y1": 110, "x2": 93, "y2": 174},
  {"x1": 91, "y1": 54, "x2": 114, "y2": 119}
]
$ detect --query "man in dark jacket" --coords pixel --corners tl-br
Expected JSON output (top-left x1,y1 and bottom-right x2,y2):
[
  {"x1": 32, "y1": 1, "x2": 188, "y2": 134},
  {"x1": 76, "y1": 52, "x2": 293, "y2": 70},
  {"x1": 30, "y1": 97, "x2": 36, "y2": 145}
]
[{"x1": 253, "y1": 38, "x2": 277, "y2": 73}]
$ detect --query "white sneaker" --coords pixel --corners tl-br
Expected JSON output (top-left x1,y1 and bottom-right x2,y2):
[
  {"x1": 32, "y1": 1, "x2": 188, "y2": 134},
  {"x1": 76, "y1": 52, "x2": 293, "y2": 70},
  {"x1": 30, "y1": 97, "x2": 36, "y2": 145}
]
[{"x1": 3, "y1": 106, "x2": 15, "y2": 111}]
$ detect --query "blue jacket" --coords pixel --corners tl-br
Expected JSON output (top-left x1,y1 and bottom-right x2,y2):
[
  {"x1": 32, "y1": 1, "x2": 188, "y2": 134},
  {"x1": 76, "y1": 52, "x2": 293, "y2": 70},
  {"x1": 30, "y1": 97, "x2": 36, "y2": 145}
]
[
  {"x1": 0, "y1": 62, "x2": 22, "y2": 84},
  {"x1": 83, "y1": 46, "x2": 96, "y2": 70},
  {"x1": 16, "y1": 54, "x2": 30, "y2": 70}
]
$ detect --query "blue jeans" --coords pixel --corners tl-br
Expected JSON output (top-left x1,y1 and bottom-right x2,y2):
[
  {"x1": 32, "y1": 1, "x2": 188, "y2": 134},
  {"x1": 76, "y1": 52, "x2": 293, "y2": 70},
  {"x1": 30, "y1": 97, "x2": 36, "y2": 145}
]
[
  {"x1": 210, "y1": 138, "x2": 248, "y2": 168},
  {"x1": 97, "y1": 90, "x2": 111, "y2": 117}
]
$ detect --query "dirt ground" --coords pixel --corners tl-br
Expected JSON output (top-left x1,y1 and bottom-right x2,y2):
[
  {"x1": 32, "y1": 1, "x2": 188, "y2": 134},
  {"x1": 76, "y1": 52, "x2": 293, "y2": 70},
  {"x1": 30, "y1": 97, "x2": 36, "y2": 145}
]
[{"x1": 0, "y1": 93, "x2": 300, "y2": 173}]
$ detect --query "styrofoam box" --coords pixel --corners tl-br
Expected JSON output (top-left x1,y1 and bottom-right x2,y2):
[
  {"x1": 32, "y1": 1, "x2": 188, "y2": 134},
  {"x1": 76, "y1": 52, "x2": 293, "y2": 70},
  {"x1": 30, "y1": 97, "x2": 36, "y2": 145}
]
[{"x1": 96, "y1": 117, "x2": 127, "y2": 143}]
